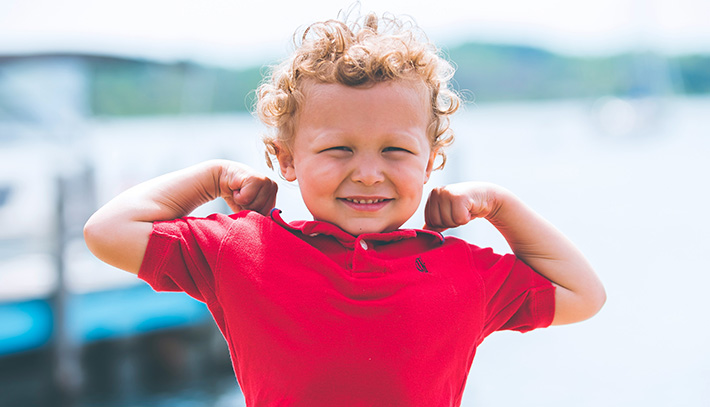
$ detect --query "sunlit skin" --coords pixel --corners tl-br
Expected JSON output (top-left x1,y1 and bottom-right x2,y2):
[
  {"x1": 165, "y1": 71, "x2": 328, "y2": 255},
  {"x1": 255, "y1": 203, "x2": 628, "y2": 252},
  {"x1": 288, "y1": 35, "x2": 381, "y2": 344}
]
[{"x1": 276, "y1": 80, "x2": 437, "y2": 236}]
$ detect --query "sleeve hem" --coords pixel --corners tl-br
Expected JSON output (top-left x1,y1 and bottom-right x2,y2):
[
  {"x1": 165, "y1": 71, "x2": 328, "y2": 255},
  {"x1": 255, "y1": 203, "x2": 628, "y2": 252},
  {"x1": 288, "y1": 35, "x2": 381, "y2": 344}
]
[
  {"x1": 532, "y1": 284, "x2": 557, "y2": 330},
  {"x1": 137, "y1": 230, "x2": 174, "y2": 289}
]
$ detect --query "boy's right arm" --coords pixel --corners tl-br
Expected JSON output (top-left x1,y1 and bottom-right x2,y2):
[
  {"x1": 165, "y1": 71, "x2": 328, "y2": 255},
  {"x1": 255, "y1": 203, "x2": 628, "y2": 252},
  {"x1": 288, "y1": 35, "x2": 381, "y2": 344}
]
[{"x1": 83, "y1": 160, "x2": 278, "y2": 274}]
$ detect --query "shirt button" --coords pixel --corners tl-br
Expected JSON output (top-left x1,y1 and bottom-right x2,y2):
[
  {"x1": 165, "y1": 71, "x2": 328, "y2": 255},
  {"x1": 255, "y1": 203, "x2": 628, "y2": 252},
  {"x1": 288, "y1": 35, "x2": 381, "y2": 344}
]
[{"x1": 359, "y1": 240, "x2": 368, "y2": 250}]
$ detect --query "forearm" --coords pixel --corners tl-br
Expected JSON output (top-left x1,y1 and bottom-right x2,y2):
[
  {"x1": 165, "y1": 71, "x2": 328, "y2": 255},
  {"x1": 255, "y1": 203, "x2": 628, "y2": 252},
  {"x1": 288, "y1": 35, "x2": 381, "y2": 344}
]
[
  {"x1": 487, "y1": 188, "x2": 606, "y2": 325},
  {"x1": 105, "y1": 160, "x2": 222, "y2": 223},
  {"x1": 84, "y1": 160, "x2": 226, "y2": 274}
]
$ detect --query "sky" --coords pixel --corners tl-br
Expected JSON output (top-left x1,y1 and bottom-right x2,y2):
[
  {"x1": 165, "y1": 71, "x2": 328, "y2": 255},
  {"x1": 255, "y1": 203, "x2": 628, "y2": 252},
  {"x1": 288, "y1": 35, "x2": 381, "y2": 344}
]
[{"x1": 1, "y1": 0, "x2": 710, "y2": 67}]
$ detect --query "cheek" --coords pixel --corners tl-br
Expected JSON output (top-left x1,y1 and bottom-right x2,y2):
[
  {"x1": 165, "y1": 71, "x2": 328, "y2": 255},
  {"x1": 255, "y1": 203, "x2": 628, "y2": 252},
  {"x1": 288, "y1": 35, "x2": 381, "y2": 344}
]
[
  {"x1": 295, "y1": 161, "x2": 338, "y2": 194},
  {"x1": 392, "y1": 158, "x2": 431, "y2": 183}
]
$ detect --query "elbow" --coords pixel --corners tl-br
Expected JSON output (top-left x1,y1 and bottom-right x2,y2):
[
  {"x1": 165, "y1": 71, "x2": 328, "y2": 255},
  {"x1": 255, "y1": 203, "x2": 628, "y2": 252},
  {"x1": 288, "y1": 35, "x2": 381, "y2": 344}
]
[
  {"x1": 591, "y1": 284, "x2": 607, "y2": 317},
  {"x1": 585, "y1": 274, "x2": 607, "y2": 317},
  {"x1": 83, "y1": 213, "x2": 114, "y2": 262},
  {"x1": 82, "y1": 212, "x2": 150, "y2": 275},
  {"x1": 595, "y1": 285, "x2": 607, "y2": 312},
  {"x1": 83, "y1": 215, "x2": 102, "y2": 258},
  {"x1": 581, "y1": 286, "x2": 606, "y2": 321},
  {"x1": 578, "y1": 281, "x2": 607, "y2": 322},
  {"x1": 552, "y1": 282, "x2": 606, "y2": 326}
]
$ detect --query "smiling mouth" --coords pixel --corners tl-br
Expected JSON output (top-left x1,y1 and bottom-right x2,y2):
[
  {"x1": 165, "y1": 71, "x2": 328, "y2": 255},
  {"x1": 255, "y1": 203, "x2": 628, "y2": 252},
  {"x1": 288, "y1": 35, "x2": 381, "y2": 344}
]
[
  {"x1": 342, "y1": 198, "x2": 390, "y2": 204},
  {"x1": 338, "y1": 197, "x2": 393, "y2": 211}
]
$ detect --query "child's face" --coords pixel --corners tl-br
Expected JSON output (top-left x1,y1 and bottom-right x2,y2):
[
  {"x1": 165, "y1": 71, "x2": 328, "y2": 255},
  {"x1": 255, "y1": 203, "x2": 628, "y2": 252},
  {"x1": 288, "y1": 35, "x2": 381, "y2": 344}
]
[{"x1": 277, "y1": 80, "x2": 436, "y2": 236}]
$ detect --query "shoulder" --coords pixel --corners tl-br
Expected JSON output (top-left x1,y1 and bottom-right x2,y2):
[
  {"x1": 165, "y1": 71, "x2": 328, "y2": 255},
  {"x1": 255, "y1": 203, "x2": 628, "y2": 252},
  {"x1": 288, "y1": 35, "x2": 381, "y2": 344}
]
[
  {"x1": 435, "y1": 235, "x2": 530, "y2": 284},
  {"x1": 438, "y1": 234, "x2": 505, "y2": 266}
]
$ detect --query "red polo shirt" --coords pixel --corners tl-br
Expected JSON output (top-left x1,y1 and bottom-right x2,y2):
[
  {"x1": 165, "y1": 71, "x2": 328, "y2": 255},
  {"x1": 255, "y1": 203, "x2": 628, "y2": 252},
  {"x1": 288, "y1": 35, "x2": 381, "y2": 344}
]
[{"x1": 138, "y1": 209, "x2": 555, "y2": 407}]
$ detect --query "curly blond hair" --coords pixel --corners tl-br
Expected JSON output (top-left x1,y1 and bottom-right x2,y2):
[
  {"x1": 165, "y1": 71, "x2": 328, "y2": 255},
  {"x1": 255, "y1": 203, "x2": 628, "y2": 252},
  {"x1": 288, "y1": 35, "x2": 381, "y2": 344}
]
[{"x1": 256, "y1": 11, "x2": 460, "y2": 170}]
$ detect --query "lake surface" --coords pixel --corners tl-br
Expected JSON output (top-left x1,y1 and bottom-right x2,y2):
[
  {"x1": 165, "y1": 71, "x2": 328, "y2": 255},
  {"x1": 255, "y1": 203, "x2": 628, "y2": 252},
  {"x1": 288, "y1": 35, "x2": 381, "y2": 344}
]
[{"x1": 7, "y1": 96, "x2": 709, "y2": 406}]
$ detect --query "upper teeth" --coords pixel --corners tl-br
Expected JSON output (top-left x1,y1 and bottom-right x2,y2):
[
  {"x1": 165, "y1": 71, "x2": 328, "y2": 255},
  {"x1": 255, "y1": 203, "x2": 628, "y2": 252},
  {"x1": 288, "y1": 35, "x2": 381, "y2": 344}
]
[{"x1": 347, "y1": 198, "x2": 384, "y2": 204}]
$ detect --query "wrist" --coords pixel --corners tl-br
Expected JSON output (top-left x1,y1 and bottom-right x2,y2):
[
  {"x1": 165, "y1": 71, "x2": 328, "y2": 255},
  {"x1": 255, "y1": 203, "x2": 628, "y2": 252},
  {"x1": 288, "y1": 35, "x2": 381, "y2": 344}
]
[
  {"x1": 482, "y1": 185, "x2": 517, "y2": 224},
  {"x1": 201, "y1": 159, "x2": 234, "y2": 200}
]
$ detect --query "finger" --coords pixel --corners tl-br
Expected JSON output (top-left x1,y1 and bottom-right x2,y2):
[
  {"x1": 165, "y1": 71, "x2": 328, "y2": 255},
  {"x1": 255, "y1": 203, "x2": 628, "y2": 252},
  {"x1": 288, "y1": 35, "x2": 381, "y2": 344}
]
[
  {"x1": 424, "y1": 190, "x2": 443, "y2": 229},
  {"x1": 451, "y1": 197, "x2": 473, "y2": 226},
  {"x1": 438, "y1": 195, "x2": 457, "y2": 229},
  {"x1": 231, "y1": 189, "x2": 252, "y2": 209},
  {"x1": 248, "y1": 181, "x2": 278, "y2": 215},
  {"x1": 232, "y1": 177, "x2": 266, "y2": 207},
  {"x1": 240, "y1": 178, "x2": 279, "y2": 215}
]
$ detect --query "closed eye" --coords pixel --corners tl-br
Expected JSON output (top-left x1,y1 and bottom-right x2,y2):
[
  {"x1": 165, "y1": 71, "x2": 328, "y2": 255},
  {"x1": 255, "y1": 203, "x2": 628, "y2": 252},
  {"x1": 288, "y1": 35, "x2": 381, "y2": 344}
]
[
  {"x1": 383, "y1": 147, "x2": 412, "y2": 153},
  {"x1": 321, "y1": 146, "x2": 352, "y2": 153}
]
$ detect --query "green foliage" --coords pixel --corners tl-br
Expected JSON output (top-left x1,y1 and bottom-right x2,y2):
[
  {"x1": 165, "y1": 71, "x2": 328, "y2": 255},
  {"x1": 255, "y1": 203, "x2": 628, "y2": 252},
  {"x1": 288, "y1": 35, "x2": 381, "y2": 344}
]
[
  {"x1": 90, "y1": 58, "x2": 183, "y2": 115},
  {"x1": 86, "y1": 44, "x2": 710, "y2": 116},
  {"x1": 446, "y1": 43, "x2": 687, "y2": 102},
  {"x1": 88, "y1": 57, "x2": 263, "y2": 116}
]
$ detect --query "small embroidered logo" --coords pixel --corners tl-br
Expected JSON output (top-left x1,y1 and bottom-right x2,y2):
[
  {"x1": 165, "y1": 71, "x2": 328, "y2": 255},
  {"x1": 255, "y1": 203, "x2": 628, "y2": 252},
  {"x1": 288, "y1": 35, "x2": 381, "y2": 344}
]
[{"x1": 415, "y1": 257, "x2": 428, "y2": 273}]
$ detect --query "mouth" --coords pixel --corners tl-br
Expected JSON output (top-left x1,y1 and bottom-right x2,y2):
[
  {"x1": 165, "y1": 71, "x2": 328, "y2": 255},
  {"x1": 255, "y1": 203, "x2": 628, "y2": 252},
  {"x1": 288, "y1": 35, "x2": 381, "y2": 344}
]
[
  {"x1": 342, "y1": 198, "x2": 389, "y2": 204},
  {"x1": 338, "y1": 197, "x2": 393, "y2": 211}
]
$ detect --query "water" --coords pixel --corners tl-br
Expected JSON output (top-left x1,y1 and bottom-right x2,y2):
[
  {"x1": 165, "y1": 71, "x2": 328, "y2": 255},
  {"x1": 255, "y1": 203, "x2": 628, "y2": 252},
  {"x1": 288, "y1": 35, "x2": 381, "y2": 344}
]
[{"x1": 4, "y1": 96, "x2": 709, "y2": 406}]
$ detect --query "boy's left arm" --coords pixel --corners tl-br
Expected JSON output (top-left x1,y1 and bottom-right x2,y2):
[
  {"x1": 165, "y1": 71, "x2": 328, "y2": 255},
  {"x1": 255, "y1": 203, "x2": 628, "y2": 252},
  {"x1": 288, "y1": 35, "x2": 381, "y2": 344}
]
[{"x1": 424, "y1": 182, "x2": 606, "y2": 325}]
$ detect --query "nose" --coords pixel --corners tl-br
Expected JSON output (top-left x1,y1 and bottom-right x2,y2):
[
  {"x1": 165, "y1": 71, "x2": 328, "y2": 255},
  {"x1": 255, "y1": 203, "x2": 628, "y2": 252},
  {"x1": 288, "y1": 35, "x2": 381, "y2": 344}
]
[{"x1": 350, "y1": 154, "x2": 385, "y2": 186}]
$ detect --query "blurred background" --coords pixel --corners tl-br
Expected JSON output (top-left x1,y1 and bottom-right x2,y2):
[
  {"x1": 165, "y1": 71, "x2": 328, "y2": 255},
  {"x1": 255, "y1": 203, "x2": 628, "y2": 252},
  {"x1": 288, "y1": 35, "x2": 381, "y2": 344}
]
[{"x1": 1, "y1": 0, "x2": 708, "y2": 406}]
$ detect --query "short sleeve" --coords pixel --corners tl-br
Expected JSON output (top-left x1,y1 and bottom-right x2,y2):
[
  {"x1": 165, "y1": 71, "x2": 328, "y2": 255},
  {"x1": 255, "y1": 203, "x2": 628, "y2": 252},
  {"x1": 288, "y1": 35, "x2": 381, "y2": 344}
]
[
  {"x1": 137, "y1": 212, "x2": 237, "y2": 304},
  {"x1": 470, "y1": 245, "x2": 556, "y2": 339}
]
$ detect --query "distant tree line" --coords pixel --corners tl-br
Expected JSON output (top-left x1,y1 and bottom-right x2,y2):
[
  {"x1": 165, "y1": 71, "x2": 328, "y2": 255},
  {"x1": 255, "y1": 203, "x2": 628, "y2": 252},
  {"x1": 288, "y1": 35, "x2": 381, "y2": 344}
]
[
  {"x1": 89, "y1": 57, "x2": 263, "y2": 116},
  {"x1": 87, "y1": 43, "x2": 710, "y2": 116}
]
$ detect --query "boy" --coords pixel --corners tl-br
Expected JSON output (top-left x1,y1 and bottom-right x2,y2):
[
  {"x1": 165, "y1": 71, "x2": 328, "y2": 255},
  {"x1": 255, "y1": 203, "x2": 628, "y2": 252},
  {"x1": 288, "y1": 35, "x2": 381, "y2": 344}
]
[{"x1": 84, "y1": 12, "x2": 605, "y2": 406}]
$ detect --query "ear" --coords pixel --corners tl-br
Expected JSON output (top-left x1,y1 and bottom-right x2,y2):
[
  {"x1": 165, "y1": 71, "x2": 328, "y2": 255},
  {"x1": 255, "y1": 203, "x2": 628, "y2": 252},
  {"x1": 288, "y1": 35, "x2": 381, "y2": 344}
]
[
  {"x1": 424, "y1": 147, "x2": 439, "y2": 183},
  {"x1": 274, "y1": 143, "x2": 297, "y2": 181}
]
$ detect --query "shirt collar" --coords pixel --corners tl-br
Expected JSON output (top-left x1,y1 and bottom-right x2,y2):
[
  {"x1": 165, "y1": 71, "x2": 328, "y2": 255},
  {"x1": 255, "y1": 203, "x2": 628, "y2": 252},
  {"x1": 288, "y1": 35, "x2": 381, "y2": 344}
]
[{"x1": 269, "y1": 208, "x2": 444, "y2": 246}]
